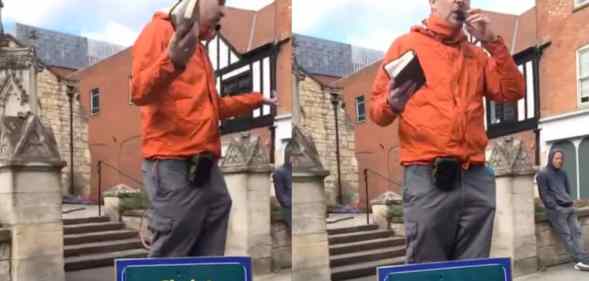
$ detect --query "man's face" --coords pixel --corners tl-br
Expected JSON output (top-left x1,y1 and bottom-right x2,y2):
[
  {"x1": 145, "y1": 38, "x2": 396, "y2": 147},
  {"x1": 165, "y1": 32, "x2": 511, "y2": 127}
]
[
  {"x1": 552, "y1": 152, "x2": 564, "y2": 169},
  {"x1": 200, "y1": 0, "x2": 225, "y2": 39},
  {"x1": 429, "y1": 0, "x2": 471, "y2": 27}
]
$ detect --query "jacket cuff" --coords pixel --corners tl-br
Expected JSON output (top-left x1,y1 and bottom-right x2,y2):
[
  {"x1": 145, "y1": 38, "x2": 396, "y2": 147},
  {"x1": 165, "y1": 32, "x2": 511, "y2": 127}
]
[{"x1": 482, "y1": 36, "x2": 509, "y2": 57}]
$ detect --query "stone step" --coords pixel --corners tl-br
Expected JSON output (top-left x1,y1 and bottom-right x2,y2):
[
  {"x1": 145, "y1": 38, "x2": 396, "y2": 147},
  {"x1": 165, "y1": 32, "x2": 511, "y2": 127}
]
[
  {"x1": 64, "y1": 230, "x2": 138, "y2": 246},
  {"x1": 329, "y1": 237, "x2": 406, "y2": 256},
  {"x1": 63, "y1": 216, "x2": 111, "y2": 225},
  {"x1": 65, "y1": 249, "x2": 148, "y2": 271},
  {"x1": 331, "y1": 257, "x2": 405, "y2": 281},
  {"x1": 64, "y1": 222, "x2": 125, "y2": 235},
  {"x1": 64, "y1": 238, "x2": 144, "y2": 258},
  {"x1": 330, "y1": 246, "x2": 405, "y2": 268},
  {"x1": 328, "y1": 229, "x2": 395, "y2": 245},
  {"x1": 327, "y1": 224, "x2": 379, "y2": 236}
]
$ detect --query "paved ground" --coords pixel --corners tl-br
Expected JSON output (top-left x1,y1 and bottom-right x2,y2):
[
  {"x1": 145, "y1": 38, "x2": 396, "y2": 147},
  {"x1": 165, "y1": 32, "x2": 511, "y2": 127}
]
[
  {"x1": 63, "y1": 203, "x2": 102, "y2": 219},
  {"x1": 516, "y1": 263, "x2": 589, "y2": 281},
  {"x1": 326, "y1": 213, "x2": 374, "y2": 229}
]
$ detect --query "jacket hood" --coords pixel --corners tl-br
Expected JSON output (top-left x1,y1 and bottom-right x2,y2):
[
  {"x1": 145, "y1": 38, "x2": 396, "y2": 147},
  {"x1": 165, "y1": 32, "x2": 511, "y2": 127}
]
[
  {"x1": 411, "y1": 14, "x2": 467, "y2": 45},
  {"x1": 547, "y1": 149, "x2": 564, "y2": 170}
]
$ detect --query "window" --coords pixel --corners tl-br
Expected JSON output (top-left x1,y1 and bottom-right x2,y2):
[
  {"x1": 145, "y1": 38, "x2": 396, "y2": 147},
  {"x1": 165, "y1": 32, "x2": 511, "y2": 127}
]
[
  {"x1": 219, "y1": 70, "x2": 254, "y2": 133},
  {"x1": 485, "y1": 49, "x2": 540, "y2": 138},
  {"x1": 579, "y1": 45, "x2": 589, "y2": 105},
  {"x1": 575, "y1": 0, "x2": 589, "y2": 9},
  {"x1": 90, "y1": 88, "x2": 100, "y2": 114},
  {"x1": 489, "y1": 102, "x2": 517, "y2": 124},
  {"x1": 355, "y1": 96, "x2": 366, "y2": 122}
]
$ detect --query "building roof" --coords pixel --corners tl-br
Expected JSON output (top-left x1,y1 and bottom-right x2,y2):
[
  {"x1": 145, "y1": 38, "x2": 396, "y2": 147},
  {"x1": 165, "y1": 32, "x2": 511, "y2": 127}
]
[
  {"x1": 47, "y1": 66, "x2": 77, "y2": 79},
  {"x1": 220, "y1": 0, "x2": 291, "y2": 54},
  {"x1": 485, "y1": 8, "x2": 538, "y2": 54},
  {"x1": 513, "y1": 7, "x2": 538, "y2": 54}
]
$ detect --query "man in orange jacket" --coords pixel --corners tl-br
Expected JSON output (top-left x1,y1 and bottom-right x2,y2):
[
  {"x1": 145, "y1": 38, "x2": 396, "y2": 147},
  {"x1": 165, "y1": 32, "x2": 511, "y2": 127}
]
[
  {"x1": 370, "y1": 0, "x2": 525, "y2": 263},
  {"x1": 132, "y1": 0, "x2": 276, "y2": 257}
]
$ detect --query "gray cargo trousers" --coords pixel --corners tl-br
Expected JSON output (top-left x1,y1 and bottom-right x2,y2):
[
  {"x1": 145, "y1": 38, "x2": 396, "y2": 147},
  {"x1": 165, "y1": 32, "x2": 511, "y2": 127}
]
[
  {"x1": 545, "y1": 206, "x2": 589, "y2": 263},
  {"x1": 402, "y1": 165, "x2": 496, "y2": 263},
  {"x1": 142, "y1": 159, "x2": 232, "y2": 257}
]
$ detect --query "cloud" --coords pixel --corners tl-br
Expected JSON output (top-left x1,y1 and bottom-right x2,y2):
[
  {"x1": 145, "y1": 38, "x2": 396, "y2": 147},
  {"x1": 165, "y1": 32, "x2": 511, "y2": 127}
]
[
  {"x1": 295, "y1": 1, "x2": 535, "y2": 51},
  {"x1": 226, "y1": 0, "x2": 274, "y2": 10},
  {"x1": 477, "y1": 0, "x2": 536, "y2": 14},
  {"x1": 3, "y1": 0, "x2": 68, "y2": 27},
  {"x1": 82, "y1": 21, "x2": 139, "y2": 47},
  {"x1": 1, "y1": 0, "x2": 271, "y2": 46},
  {"x1": 294, "y1": 1, "x2": 429, "y2": 51}
]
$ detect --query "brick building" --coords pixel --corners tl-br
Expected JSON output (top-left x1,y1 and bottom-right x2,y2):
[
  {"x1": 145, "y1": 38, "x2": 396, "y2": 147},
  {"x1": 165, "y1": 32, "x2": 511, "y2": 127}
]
[
  {"x1": 74, "y1": 0, "x2": 293, "y2": 197},
  {"x1": 292, "y1": 35, "x2": 383, "y2": 208},
  {"x1": 536, "y1": 0, "x2": 589, "y2": 199}
]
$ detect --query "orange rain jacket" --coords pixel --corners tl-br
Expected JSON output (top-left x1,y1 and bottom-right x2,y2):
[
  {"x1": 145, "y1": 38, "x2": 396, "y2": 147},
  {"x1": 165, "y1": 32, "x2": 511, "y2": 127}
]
[
  {"x1": 370, "y1": 15, "x2": 525, "y2": 167},
  {"x1": 131, "y1": 12, "x2": 264, "y2": 159}
]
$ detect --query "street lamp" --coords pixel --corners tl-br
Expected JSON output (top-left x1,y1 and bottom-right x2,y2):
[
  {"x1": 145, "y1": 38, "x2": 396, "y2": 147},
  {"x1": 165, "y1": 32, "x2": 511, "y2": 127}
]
[{"x1": 330, "y1": 92, "x2": 343, "y2": 205}]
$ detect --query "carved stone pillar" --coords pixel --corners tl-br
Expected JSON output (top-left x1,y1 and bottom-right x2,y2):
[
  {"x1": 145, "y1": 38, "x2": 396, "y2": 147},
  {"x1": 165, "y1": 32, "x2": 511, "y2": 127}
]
[
  {"x1": 220, "y1": 133, "x2": 273, "y2": 275},
  {"x1": 0, "y1": 114, "x2": 66, "y2": 281},
  {"x1": 290, "y1": 127, "x2": 331, "y2": 281},
  {"x1": 0, "y1": 46, "x2": 42, "y2": 117},
  {"x1": 489, "y1": 136, "x2": 538, "y2": 277}
]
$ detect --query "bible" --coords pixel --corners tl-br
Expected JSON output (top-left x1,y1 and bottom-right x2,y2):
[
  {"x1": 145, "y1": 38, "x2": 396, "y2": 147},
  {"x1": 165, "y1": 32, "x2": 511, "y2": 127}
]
[
  {"x1": 383, "y1": 50, "x2": 426, "y2": 91},
  {"x1": 170, "y1": 0, "x2": 200, "y2": 30}
]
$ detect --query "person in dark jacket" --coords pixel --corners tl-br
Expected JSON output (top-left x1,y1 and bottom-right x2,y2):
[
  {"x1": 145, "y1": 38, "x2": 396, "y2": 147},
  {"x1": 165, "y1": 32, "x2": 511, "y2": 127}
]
[
  {"x1": 537, "y1": 149, "x2": 589, "y2": 271},
  {"x1": 273, "y1": 151, "x2": 292, "y2": 229}
]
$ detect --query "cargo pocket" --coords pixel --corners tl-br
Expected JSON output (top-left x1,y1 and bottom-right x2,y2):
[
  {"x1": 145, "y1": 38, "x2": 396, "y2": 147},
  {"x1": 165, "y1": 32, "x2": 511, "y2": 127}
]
[
  {"x1": 405, "y1": 222, "x2": 418, "y2": 263},
  {"x1": 148, "y1": 213, "x2": 174, "y2": 235}
]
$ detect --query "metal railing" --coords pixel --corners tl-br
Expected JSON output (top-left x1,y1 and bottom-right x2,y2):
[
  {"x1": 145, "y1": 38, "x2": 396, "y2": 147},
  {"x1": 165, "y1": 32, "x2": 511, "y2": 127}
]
[
  {"x1": 96, "y1": 160, "x2": 143, "y2": 216},
  {"x1": 363, "y1": 168, "x2": 402, "y2": 225}
]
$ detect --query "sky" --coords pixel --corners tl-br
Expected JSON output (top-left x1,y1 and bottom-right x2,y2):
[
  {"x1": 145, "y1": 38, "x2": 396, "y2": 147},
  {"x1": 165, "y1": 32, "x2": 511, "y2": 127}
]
[
  {"x1": 2, "y1": 0, "x2": 535, "y2": 50},
  {"x1": 293, "y1": 0, "x2": 536, "y2": 51},
  {"x1": 1, "y1": 0, "x2": 274, "y2": 46}
]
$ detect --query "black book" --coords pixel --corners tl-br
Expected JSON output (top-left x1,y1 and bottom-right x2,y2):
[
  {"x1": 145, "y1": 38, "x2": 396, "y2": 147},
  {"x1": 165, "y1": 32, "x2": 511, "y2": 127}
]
[{"x1": 383, "y1": 49, "x2": 426, "y2": 91}]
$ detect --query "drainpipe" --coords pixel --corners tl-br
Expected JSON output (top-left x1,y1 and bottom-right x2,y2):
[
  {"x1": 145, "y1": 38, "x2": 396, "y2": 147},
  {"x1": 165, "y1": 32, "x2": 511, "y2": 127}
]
[
  {"x1": 330, "y1": 92, "x2": 342, "y2": 205},
  {"x1": 66, "y1": 85, "x2": 75, "y2": 195}
]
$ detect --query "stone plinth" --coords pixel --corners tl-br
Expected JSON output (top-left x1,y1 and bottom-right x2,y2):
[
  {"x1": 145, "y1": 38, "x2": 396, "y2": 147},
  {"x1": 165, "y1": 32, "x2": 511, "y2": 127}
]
[
  {"x1": 0, "y1": 228, "x2": 10, "y2": 281},
  {"x1": 489, "y1": 136, "x2": 538, "y2": 277},
  {"x1": 221, "y1": 133, "x2": 273, "y2": 276},
  {"x1": 0, "y1": 115, "x2": 66, "y2": 281},
  {"x1": 290, "y1": 127, "x2": 331, "y2": 281}
]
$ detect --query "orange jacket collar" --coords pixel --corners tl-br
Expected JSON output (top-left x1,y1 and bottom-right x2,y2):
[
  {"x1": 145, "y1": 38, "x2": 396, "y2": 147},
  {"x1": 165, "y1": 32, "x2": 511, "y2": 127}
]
[{"x1": 412, "y1": 15, "x2": 467, "y2": 45}]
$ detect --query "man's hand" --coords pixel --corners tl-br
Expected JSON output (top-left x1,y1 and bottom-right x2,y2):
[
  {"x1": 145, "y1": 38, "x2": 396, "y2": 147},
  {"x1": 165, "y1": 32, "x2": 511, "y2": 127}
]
[
  {"x1": 167, "y1": 21, "x2": 200, "y2": 70},
  {"x1": 465, "y1": 9, "x2": 497, "y2": 43},
  {"x1": 388, "y1": 80, "x2": 418, "y2": 114},
  {"x1": 263, "y1": 92, "x2": 279, "y2": 107}
]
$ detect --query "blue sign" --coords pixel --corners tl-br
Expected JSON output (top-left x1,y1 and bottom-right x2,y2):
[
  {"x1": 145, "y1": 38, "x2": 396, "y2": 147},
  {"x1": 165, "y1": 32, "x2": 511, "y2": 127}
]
[
  {"x1": 378, "y1": 258, "x2": 512, "y2": 281},
  {"x1": 115, "y1": 256, "x2": 252, "y2": 281}
]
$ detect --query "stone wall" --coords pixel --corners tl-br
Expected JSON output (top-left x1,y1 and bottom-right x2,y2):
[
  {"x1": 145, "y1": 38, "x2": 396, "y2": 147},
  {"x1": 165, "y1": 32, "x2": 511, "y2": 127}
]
[
  {"x1": 536, "y1": 208, "x2": 589, "y2": 267},
  {"x1": 296, "y1": 74, "x2": 359, "y2": 207},
  {"x1": 37, "y1": 69, "x2": 91, "y2": 196},
  {"x1": 271, "y1": 208, "x2": 291, "y2": 270},
  {"x1": 0, "y1": 228, "x2": 10, "y2": 281}
]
